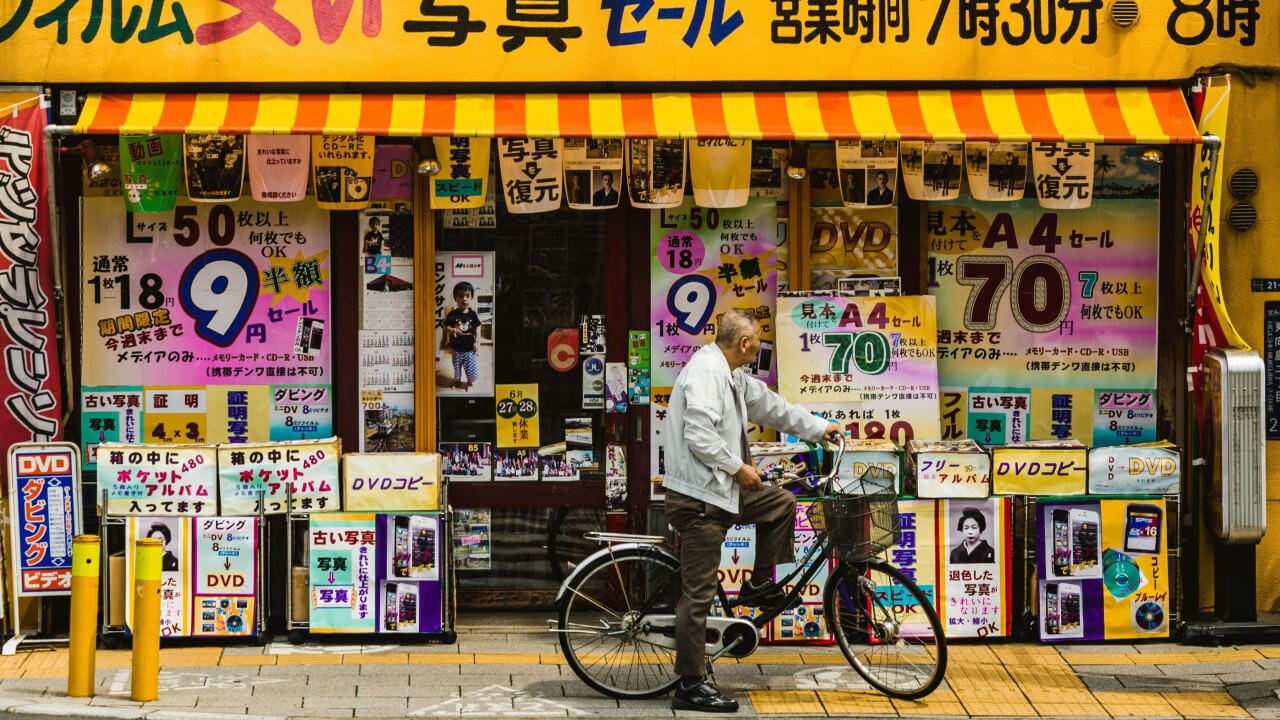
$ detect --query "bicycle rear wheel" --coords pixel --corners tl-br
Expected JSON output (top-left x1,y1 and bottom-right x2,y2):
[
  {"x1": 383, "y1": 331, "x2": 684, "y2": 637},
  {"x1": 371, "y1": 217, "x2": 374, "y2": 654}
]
[
  {"x1": 824, "y1": 560, "x2": 947, "y2": 699},
  {"x1": 557, "y1": 545, "x2": 682, "y2": 699}
]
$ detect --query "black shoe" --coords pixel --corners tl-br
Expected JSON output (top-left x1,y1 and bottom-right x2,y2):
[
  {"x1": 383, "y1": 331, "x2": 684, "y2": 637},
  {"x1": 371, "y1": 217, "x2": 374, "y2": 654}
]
[
  {"x1": 672, "y1": 678, "x2": 739, "y2": 713},
  {"x1": 736, "y1": 577, "x2": 788, "y2": 609}
]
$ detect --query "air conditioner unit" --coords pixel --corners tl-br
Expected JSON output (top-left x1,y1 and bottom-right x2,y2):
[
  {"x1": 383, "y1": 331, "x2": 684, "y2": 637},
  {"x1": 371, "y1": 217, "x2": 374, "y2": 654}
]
[{"x1": 1203, "y1": 347, "x2": 1267, "y2": 544}]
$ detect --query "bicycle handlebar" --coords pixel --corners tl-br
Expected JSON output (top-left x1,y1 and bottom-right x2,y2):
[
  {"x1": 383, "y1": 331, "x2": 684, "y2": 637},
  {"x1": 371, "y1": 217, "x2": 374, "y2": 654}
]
[{"x1": 774, "y1": 438, "x2": 845, "y2": 494}]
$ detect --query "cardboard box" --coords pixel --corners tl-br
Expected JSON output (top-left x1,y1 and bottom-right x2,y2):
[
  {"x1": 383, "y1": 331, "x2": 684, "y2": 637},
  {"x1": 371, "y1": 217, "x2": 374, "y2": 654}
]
[
  {"x1": 836, "y1": 439, "x2": 901, "y2": 494},
  {"x1": 751, "y1": 442, "x2": 818, "y2": 484},
  {"x1": 108, "y1": 552, "x2": 126, "y2": 627},
  {"x1": 1088, "y1": 442, "x2": 1180, "y2": 495},
  {"x1": 907, "y1": 439, "x2": 990, "y2": 498},
  {"x1": 991, "y1": 440, "x2": 1087, "y2": 495},
  {"x1": 291, "y1": 566, "x2": 310, "y2": 623}
]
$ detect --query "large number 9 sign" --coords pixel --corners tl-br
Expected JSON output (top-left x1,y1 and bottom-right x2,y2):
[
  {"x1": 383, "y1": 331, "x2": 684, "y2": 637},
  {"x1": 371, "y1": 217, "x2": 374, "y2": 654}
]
[{"x1": 180, "y1": 249, "x2": 260, "y2": 347}]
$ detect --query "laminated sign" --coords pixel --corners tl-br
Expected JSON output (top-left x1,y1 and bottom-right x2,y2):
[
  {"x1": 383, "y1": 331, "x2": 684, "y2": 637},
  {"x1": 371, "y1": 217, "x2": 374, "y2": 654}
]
[
  {"x1": 498, "y1": 138, "x2": 563, "y2": 213},
  {"x1": 430, "y1": 136, "x2": 491, "y2": 210},
  {"x1": 495, "y1": 384, "x2": 540, "y2": 448},
  {"x1": 901, "y1": 142, "x2": 962, "y2": 201},
  {"x1": 1032, "y1": 142, "x2": 1094, "y2": 210},
  {"x1": 312, "y1": 135, "x2": 374, "y2": 210},
  {"x1": 120, "y1": 134, "x2": 182, "y2": 213},
  {"x1": 965, "y1": 142, "x2": 1028, "y2": 202},
  {"x1": 564, "y1": 138, "x2": 623, "y2": 210},
  {"x1": 689, "y1": 139, "x2": 751, "y2": 208},
  {"x1": 835, "y1": 139, "x2": 898, "y2": 208},
  {"x1": 627, "y1": 139, "x2": 686, "y2": 209},
  {"x1": 97, "y1": 443, "x2": 218, "y2": 516}
]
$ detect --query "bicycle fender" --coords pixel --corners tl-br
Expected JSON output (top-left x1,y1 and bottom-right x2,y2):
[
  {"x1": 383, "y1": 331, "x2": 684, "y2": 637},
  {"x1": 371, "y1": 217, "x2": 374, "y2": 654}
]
[{"x1": 555, "y1": 542, "x2": 679, "y2": 602}]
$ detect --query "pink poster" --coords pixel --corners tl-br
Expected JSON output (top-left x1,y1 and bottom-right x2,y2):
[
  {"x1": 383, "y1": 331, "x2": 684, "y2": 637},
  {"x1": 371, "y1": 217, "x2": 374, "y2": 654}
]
[
  {"x1": 373, "y1": 144, "x2": 413, "y2": 200},
  {"x1": 247, "y1": 135, "x2": 309, "y2": 203}
]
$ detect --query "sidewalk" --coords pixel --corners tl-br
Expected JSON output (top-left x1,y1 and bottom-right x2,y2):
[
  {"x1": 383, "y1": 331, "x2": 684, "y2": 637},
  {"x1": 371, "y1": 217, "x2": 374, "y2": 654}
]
[{"x1": 0, "y1": 612, "x2": 1277, "y2": 719}]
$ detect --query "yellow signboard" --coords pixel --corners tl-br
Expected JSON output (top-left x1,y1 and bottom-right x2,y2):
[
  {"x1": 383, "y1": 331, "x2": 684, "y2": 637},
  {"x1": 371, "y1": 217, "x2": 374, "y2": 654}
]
[
  {"x1": 341, "y1": 452, "x2": 441, "y2": 512},
  {"x1": 495, "y1": 384, "x2": 540, "y2": 448},
  {"x1": 990, "y1": 446, "x2": 1087, "y2": 495}
]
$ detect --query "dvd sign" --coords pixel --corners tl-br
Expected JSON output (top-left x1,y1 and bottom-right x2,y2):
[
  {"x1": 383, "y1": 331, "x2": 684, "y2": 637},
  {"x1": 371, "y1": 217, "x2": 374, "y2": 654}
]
[{"x1": 7, "y1": 443, "x2": 81, "y2": 597}]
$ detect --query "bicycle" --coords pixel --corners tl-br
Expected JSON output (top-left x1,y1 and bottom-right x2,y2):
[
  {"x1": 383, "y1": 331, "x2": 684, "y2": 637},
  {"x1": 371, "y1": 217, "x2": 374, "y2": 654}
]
[{"x1": 549, "y1": 441, "x2": 947, "y2": 700}]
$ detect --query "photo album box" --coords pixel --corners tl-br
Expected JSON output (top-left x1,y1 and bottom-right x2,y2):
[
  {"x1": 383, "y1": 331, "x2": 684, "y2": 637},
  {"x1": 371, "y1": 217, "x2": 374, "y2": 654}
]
[
  {"x1": 751, "y1": 442, "x2": 818, "y2": 484},
  {"x1": 906, "y1": 439, "x2": 990, "y2": 498},
  {"x1": 991, "y1": 439, "x2": 1088, "y2": 496},
  {"x1": 1088, "y1": 441, "x2": 1180, "y2": 495},
  {"x1": 836, "y1": 439, "x2": 901, "y2": 494}
]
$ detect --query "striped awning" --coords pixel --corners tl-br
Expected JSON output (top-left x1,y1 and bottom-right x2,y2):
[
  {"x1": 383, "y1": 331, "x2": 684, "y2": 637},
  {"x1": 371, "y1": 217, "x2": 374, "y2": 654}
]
[{"x1": 74, "y1": 88, "x2": 1200, "y2": 144}]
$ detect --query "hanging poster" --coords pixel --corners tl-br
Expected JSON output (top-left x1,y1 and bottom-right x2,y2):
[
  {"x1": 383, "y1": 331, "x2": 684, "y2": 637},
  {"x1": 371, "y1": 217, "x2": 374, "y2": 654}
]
[
  {"x1": 247, "y1": 135, "x2": 310, "y2": 203},
  {"x1": 940, "y1": 498, "x2": 1012, "y2": 638},
  {"x1": 430, "y1": 136, "x2": 491, "y2": 210},
  {"x1": 495, "y1": 384, "x2": 539, "y2": 448},
  {"x1": 809, "y1": 206, "x2": 898, "y2": 289},
  {"x1": 377, "y1": 513, "x2": 444, "y2": 633},
  {"x1": 748, "y1": 143, "x2": 787, "y2": 200},
  {"x1": 927, "y1": 197, "x2": 1159, "y2": 446},
  {"x1": 81, "y1": 387, "x2": 143, "y2": 471},
  {"x1": 689, "y1": 139, "x2": 751, "y2": 208},
  {"x1": 1037, "y1": 498, "x2": 1169, "y2": 641},
  {"x1": 217, "y1": 437, "x2": 341, "y2": 514},
  {"x1": 435, "y1": 252, "x2": 496, "y2": 396},
  {"x1": 441, "y1": 442, "x2": 493, "y2": 482},
  {"x1": 312, "y1": 135, "x2": 374, "y2": 210},
  {"x1": 341, "y1": 452, "x2": 440, "y2": 512},
  {"x1": 807, "y1": 144, "x2": 842, "y2": 207},
  {"x1": 497, "y1": 137, "x2": 563, "y2": 213},
  {"x1": 452, "y1": 509, "x2": 491, "y2": 570},
  {"x1": 143, "y1": 386, "x2": 207, "y2": 444},
  {"x1": 1032, "y1": 142, "x2": 1094, "y2": 210},
  {"x1": 8, "y1": 443, "x2": 79, "y2": 595},
  {"x1": 308, "y1": 513, "x2": 377, "y2": 633},
  {"x1": 627, "y1": 139, "x2": 686, "y2": 209},
  {"x1": 184, "y1": 134, "x2": 246, "y2": 202},
  {"x1": 901, "y1": 141, "x2": 962, "y2": 201},
  {"x1": 443, "y1": 180, "x2": 498, "y2": 229},
  {"x1": 835, "y1": 139, "x2": 898, "y2": 208},
  {"x1": 650, "y1": 198, "x2": 779, "y2": 486},
  {"x1": 966, "y1": 142, "x2": 1028, "y2": 202},
  {"x1": 192, "y1": 516, "x2": 257, "y2": 636},
  {"x1": 372, "y1": 144, "x2": 413, "y2": 200},
  {"x1": 126, "y1": 516, "x2": 189, "y2": 636},
  {"x1": 494, "y1": 447, "x2": 539, "y2": 481},
  {"x1": 776, "y1": 294, "x2": 941, "y2": 444},
  {"x1": 564, "y1": 138, "x2": 623, "y2": 210},
  {"x1": 119, "y1": 134, "x2": 182, "y2": 213},
  {"x1": 97, "y1": 443, "x2": 217, "y2": 516}
]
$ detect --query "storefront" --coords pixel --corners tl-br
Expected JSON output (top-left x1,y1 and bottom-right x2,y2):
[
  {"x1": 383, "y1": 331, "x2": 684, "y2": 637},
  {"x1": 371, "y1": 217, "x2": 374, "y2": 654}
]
[{"x1": 0, "y1": 4, "x2": 1277, "y2": 634}]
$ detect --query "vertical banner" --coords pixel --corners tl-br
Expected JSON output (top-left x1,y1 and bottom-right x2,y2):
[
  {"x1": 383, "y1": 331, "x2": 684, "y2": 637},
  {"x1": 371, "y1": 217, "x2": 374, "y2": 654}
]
[
  {"x1": 0, "y1": 104, "x2": 63, "y2": 445},
  {"x1": 126, "y1": 516, "x2": 189, "y2": 636},
  {"x1": 689, "y1": 139, "x2": 751, "y2": 208},
  {"x1": 312, "y1": 135, "x2": 374, "y2": 210},
  {"x1": 808, "y1": 206, "x2": 899, "y2": 289},
  {"x1": 966, "y1": 142, "x2": 1028, "y2": 202},
  {"x1": 649, "y1": 198, "x2": 778, "y2": 487},
  {"x1": 497, "y1": 138, "x2": 563, "y2": 213},
  {"x1": 97, "y1": 443, "x2": 218, "y2": 516},
  {"x1": 377, "y1": 513, "x2": 444, "y2": 633},
  {"x1": 901, "y1": 142, "x2": 962, "y2": 201},
  {"x1": 183, "y1": 134, "x2": 246, "y2": 202},
  {"x1": 835, "y1": 140, "x2": 898, "y2": 208},
  {"x1": 430, "y1": 137, "x2": 491, "y2": 210},
  {"x1": 192, "y1": 517, "x2": 257, "y2": 636},
  {"x1": 495, "y1": 384, "x2": 540, "y2": 448},
  {"x1": 81, "y1": 387, "x2": 143, "y2": 471},
  {"x1": 7, "y1": 443, "x2": 79, "y2": 595},
  {"x1": 119, "y1": 134, "x2": 182, "y2": 213},
  {"x1": 927, "y1": 197, "x2": 1160, "y2": 446},
  {"x1": 371, "y1": 144, "x2": 413, "y2": 200},
  {"x1": 1032, "y1": 142, "x2": 1094, "y2": 210},
  {"x1": 627, "y1": 139, "x2": 686, "y2": 209},
  {"x1": 247, "y1": 135, "x2": 310, "y2": 202},
  {"x1": 882, "y1": 499, "x2": 939, "y2": 637},
  {"x1": 308, "y1": 513, "x2": 377, "y2": 633},
  {"x1": 435, "y1": 252, "x2": 496, "y2": 397},
  {"x1": 940, "y1": 497, "x2": 1011, "y2": 638},
  {"x1": 564, "y1": 139, "x2": 623, "y2": 210}
]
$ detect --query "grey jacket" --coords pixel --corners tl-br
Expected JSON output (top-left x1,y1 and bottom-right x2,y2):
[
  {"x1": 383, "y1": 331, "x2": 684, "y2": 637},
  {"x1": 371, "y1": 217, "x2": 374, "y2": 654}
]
[{"x1": 663, "y1": 343, "x2": 828, "y2": 514}]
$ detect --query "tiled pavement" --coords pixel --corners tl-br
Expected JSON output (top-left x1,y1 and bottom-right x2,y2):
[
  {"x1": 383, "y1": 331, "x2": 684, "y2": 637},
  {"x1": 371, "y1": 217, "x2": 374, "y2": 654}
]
[{"x1": 0, "y1": 613, "x2": 1277, "y2": 719}]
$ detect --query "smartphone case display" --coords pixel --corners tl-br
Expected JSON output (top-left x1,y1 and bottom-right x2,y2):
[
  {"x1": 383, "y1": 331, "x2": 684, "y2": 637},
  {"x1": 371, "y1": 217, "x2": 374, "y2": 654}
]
[{"x1": 1035, "y1": 498, "x2": 1171, "y2": 641}]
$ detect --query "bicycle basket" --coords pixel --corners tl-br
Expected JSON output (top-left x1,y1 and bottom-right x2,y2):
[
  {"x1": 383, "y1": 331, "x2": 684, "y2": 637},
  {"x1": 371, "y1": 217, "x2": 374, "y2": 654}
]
[{"x1": 807, "y1": 465, "x2": 901, "y2": 559}]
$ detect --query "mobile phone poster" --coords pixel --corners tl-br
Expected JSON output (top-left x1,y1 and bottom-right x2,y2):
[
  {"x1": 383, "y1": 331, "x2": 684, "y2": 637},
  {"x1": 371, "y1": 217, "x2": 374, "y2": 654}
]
[
  {"x1": 649, "y1": 198, "x2": 780, "y2": 495},
  {"x1": 308, "y1": 512, "x2": 444, "y2": 634},
  {"x1": 927, "y1": 182, "x2": 1160, "y2": 447},
  {"x1": 79, "y1": 196, "x2": 333, "y2": 472},
  {"x1": 1035, "y1": 498, "x2": 1169, "y2": 641}
]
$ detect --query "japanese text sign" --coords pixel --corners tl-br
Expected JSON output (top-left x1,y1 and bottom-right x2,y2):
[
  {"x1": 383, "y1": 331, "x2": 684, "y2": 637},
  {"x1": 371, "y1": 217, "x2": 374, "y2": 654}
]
[
  {"x1": 342, "y1": 453, "x2": 441, "y2": 512},
  {"x1": 308, "y1": 513, "x2": 376, "y2": 633},
  {"x1": 217, "y1": 437, "x2": 341, "y2": 514},
  {"x1": 495, "y1": 384, "x2": 540, "y2": 448},
  {"x1": 97, "y1": 443, "x2": 218, "y2": 516},
  {"x1": 7, "y1": 443, "x2": 80, "y2": 596}
]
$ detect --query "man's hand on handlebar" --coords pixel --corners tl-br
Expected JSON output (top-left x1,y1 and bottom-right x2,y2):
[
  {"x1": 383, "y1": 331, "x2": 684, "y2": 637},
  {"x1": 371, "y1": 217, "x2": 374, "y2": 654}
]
[
  {"x1": 823, "y1": 422, "x2": 844, "y2": 446},
  {"x1": 734, "y1": 463, "x2": 765, "y2": 491}
]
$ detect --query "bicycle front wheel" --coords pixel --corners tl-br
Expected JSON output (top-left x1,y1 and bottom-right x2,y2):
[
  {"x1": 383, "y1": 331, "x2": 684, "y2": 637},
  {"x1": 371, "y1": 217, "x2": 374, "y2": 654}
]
[
  {"x1": 824, "y1": 560, "x2": 947, "y2": 699},
  {"x1": 557, "y1": 545, "x2": 682, "y2": 699}
]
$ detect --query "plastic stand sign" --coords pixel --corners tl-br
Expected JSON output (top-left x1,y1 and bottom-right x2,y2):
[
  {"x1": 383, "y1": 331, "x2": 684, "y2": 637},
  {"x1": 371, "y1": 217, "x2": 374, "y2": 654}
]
[{"x1": 4, "y1": 442, "x2": 82, "y2": 655}]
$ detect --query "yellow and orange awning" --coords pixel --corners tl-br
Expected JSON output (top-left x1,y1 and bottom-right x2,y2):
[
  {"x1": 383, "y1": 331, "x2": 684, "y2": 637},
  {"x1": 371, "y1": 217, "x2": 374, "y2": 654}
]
[{"x1": 74, "y1": 87, "x2": 1200, "y2": 144}]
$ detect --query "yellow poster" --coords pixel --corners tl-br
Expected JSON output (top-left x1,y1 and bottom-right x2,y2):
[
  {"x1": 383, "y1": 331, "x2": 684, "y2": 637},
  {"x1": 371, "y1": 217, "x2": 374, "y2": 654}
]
[
  {"x1": 429, "y1": 137, "x2": 491, "y2": 210},
  {"x1": 206, "y1": 386, "x2": 271, "y2": 444},
  {"x1": 990, "y1": 446, "x2": 1087, "y2": 495},
  {"x1": 1100, "y1": 498, "x2": 1169, "y2": 639},
  {"x1": 342, "y1": 452, "x2": 441, "y2": 512},
  {"x1": 688, "y1": 139, "x2": 751, "y2": 208},
  {"x1": 312, "y1": 135, "x2": 374, "y2": 210},
  {"x1": 143, "y1": 386, "x2": 208, "y2": 444},
  {"x1": 1029, "y1": 387, "x2": 1093, "y2": 443},
  {"x1": 890, "y1": 499, "x2": 940, "y2": 637},
  {"x1": 495, "y1": 384, "x2": 540, "y2": 448}
]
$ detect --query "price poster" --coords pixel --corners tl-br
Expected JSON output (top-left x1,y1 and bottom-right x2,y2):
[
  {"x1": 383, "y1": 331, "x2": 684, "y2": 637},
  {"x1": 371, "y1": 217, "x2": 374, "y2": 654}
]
[
  {"x1": 97, "y1": 443, "x2": 218, "y2": 516},
  {"x1": 217, "y1": 438, "x2": 340, "y2": 514},
  {"x1": 192, "y1": 516, "x2": 258, "y2": 637},
  {"x1": 776, "y1": 294, "x2": 941, "y2": 445},
  {"x1": 879, "y1": 499, "x2": 939, "y2": 638},
  {"x1": 494, "y1": 384, "x2": 539, "y2": 448},
  {"x1": 927, "y1": 197, "x2": 1159, "y2": 446},
  {"x1": 376, "y1": 513, "x2": 444, "y2": 634},
  {"x1": 308, "y1": 513, "x2": 377, "y2": 633},
  {"x1": 808, "y1": 205, "x2": 899, "y2": 290}
]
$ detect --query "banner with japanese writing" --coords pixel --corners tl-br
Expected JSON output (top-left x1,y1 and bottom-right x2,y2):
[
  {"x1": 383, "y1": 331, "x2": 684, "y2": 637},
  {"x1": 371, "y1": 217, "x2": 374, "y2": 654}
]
[
  {"x1": 940, "y1": 498, "x2": 1012, "y2": 638},
  {"x1": 966, "y1": 142, "x2": 1028, "y2": 202},
  {"x1": 649, "y1": 198, "x2": 779, "y2": 485},
  {"x1": 120, "y1": 134, "x2": 182, "y2": 213},
  {"x1": 564, "y1": 138, "x2": 622, "y2": 210},
  {"x1": 97, "y1": 443, "x2": 218, "y2": 516},
  {"x1": 81, "y1": 196, "x2": 332, "y2": 387},
  {"x1": 1032, "y1": 142, "x2": 1094, "y2": 209},
  {"x1": 764, "y1": 500, "x2": 833, "y2": 644},
  {"x1": 435, "y1": 252, "x2": 495, "y2": 397},
  {"x1": 0, "y1": 104, "x2": 63, "y2": 446},
  {"x1": 81, "y1": 387, "x2": 143, "y2": 471},
  {"x1": 126, "y1": 516, "x2": 189, "y2": 636},
  {"x1": 204, "y1": 385, "x2": 270, "y2": 444},
  {"x1": 497, "y1": 138, "x2": 562, "y2": 213},
  {"x1": 1037, "y1": 498, "x2": 1169, "y2": 641},
  {"x1": 882, "y1": 499, "x2": 939, "y2": 637},
  {"x1": 247, "y1": 135, "x2": 309, "y2": 203},
  {"x1": 184, "y1": 134, "x2": 246, "y2": 202},
  {"x1": 901, "y1": 142, "x2": 961, "y2": 201},
  {"x1": 777, "y1": 294, "x2": 941, "y2": 445},
  {"x1": 376, "y1": 513, "x2": 444, "y2": 633},
  {"x1": 312, "y1": 135, "x2": 374, "y2": 210},
  {"x1": 7, "y1": 443, "x2": 79, "y2": 596},
  {"x1": 689, "y1": 139, "x2": 751, "y2": 208},
  {"x1": 495, "y1": 384, "x2": 540, "y2": 448},
  {"x1": 192, "y1": 516, "x2": 257, "y2": 637},
  {"x1": 835, "y1": 140, "x2": 898, "y2": 208},
  {"x1": 430, "y1": 136, "x2": 491, "y2": 210},
  {"x1": 808, "y1": 206, "x2": 898, "y2": 289},
  {"x1": 927, "y1": 197, "x2": 1160, "y2": 446},
  {"x1": 217, "y1": 437, "x2": 341, "y2": 514},
  {"x1": 308, "y1": 513, "x2": 377, "y2": 633},
  {"x1": 627, "y1": 139, "x2": 686, "y2": 209},
  {"x1": 342, "y1": 453, "x2": 441, "y2": 511}
]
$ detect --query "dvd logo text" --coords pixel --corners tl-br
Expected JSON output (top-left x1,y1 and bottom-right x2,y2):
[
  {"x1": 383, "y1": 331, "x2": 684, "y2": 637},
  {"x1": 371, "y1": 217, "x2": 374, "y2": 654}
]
[{"x1": 17, "y1": 453, "x2": 70, "y2": 475}]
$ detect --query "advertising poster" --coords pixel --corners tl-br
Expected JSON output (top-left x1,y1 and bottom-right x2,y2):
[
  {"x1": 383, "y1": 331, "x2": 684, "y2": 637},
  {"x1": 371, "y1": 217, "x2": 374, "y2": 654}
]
[
  {"x1": 927, "y1": 197, "x2": 1159, "y2": 446},
  {"x1": 765, "y1": 501, "x2": 832, "y2": 644},
  {"x1": 452, "y1": 509, "x2": 491, "y2": 570},
  {"x1": 940, "y1": 498, "x2": 1012, "y2": 639},
  {"x1": 776, "y1": 294, "x2": 941, "y2": 445},
  {"x1": 563, "y1": 138, "x2": 622, "y2": 210},
  {"x1": 605, "y1": 444, "x2": 627, "y2": 512},
  {"x1": 1032, "y1": 141, "x2": 1094, "y2": 210},
  {"x1": 342, "y1": 452, "x2": 439, "y2": 512},
  {"x1": 247, "y1": 135, "x2": 309, "y2": 203},
  {"x1": 192, "y1": 516, "x2": 257, "y2": 637},
  {"x1": 81, "y1": 387, "x2": 143, "y2": 471},
  {"x1": 1037, "y1": 498, "x2": 1169, "y2": 641},
  {"x1": 688, "y1": 139, "x2": 751, "y2": 208},
  {"x1": 627, "y1": 330, "x2": 651, "y2": 406},
  {"x1": 312, "y1": 135, "x2": 374, "y2": 210},
  {"x1": 183, "y1": 134, "x2": 246, "y2": 202},
  {"x1": 126, "y1": 516, "x2": 188, "y2": 636},
  {"x1": 965, "y1": 142, "x2": 1028, "y2": 202},
  {"x1": 749, "y1": 144, "x2": 787, "y2": 200},
  {"x1": 880, "y1": 499, "x2": 939, "y2": 638},
  {"x1": 377, "y1": 513, "x2": 444, "y2": 634},
  {"x1": 372, "y1": 143, "x2": 413, "y2": 200},
  {"x1": 650, "y1": 198, "x2": 779, "y2": 486},
  {"x1": 627, "y1": 139, "x2": 686, "y2": 209},
  {"x1": 97, "y1": 443, "x2": 218, "y2": 516},
  {"x1": 497, "y1": 138, "x2": 563, "y2": 214},
  {"x1": 967, "y1": 387, "x2": 1031, "y2": 446},
  {"x1": 443, "y1": 180, "x2": 497, "y2": 229},
  {"x1": 901, "y1": 142, "x2": 962, "y2": 201},
  {"x1": 269, "y1": 385, "x2": 333, "y2": 441},
  {"x1": 495, "y1": 384, "x2": 540, "y2": 448},
  {"x1": 835, "y1": 139, "x2": 898, "y2": 208},
  {"x1": 808, "y1": 206, "x2": 898, "y2": 289},
  {"x1": 143, "y1": 386, "x2": 207, "y2": 444},
  {"x1": 430, "y1": 136, "x2": 491, "y2": 211},
  {"x1": 605, "y1": 362, "x2": 628, "y2": 414},
  {"x1": 119, "y1": 134, "x2": 182, "y2": 213},
  {"x1": 441, "y1": 442, "x2": 493, "y2": 482},
  {"x1": 217, "y1": 438, "x2": 340, "y2": 514},
  {"x1": 361, "y1": 390, "x2": 414, "y2": 453},
  {"x1": 435, "y1": 252, "x2": 496, "y2": 397},
  {"x1": 308, "y1": 513, "x2": 377, "y2": 633},
  {"x1": 8, "y1": 443, "x2": 79, "y2": 595},
  {"x1": 362, "y1": 210, "x2": 415, "y2": 331}
]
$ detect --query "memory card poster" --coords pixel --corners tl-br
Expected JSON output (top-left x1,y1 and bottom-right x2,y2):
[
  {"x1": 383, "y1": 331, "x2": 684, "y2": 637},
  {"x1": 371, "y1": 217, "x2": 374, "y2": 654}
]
[
  {"x1": 359, "y1": 198, "x2": 417, "y2": 453},
  {"x1": 79, "y1": 196, "x2": 333, "y2": 464}
]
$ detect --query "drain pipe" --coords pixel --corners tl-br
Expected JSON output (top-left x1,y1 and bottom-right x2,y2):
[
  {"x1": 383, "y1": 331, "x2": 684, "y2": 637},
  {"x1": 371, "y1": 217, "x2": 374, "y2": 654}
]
[{"x1": 44, "y1": 122, "x2": 78, "y2": 434}]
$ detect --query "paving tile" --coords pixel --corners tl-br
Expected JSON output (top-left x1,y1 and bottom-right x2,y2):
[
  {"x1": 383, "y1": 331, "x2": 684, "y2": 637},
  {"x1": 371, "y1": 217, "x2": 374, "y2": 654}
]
[
  {"x1": 817, "y1": 689, "x2": 894, "y2": 714},
  {"x1": 97, "y1": 652, "x2": 134, "y2": 669},
  {"x1": 1007, "y1": 664, "x2": 1086, "y2": 691},
  {"x1": 1226, "y1": 678, "x2": 1280, "y2": 700},
  {"x1": 892, "y1": 689, "x2": 967, "y2": 717},
  {"x1": 746, "y1": 689, "x2": 823, "y2": 715},
  {"x1": 1062, "y1": 652, "x2": 1136, "y2": 665},
  {"x1": 341, "y1": 653, "x2": 409, "y2": 665},
  {"x1": 739, "y1": 653, "x2": 805, "y2": 665},
  {"x1": 1161, "y1": 690, "x2": 1250, "y2": 718},
  {"x1": 958, "y1": 697, "x2": 1036, "y2": 716},
  {"x1": 1029, "y1": 700, "x2": 1109, "y2": 718},
  {"x1": 948, "y1": 644, "x2": 1002, "y2": 665},
  {"x1": 1192, "y1": 649, "x2": 1265, "y2": 662},
  {"x1": 217, "y1": 655, "x2": 276, "y2": 666},
  {"x1": 461, "y1": 663, "x2": 560, "y2": 675},
  {"x1": 1092, "y1": 690, "x2": 1177, "y2": 717},
  {"x1": 276, "y1": 654, "x2": 342, "y2": 665},
  {"x1": 158, "y1": 648, "x2": 222, "y2": 665},
  {"x1": 1260, "y1": 648, "x2": 1280, "y2": 660},
  {"x1": 409, "y1": 653, "x2": 474, "y2": 665}
]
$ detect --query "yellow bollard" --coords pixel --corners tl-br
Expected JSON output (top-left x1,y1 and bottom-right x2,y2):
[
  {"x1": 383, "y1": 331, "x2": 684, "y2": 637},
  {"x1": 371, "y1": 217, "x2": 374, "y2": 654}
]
[
  {"x1": 131, "y1": 537, "x2": 162, "y2": 702},
  {"x1": 67, "y1": 534, "x2": 100, "y2": 697}
]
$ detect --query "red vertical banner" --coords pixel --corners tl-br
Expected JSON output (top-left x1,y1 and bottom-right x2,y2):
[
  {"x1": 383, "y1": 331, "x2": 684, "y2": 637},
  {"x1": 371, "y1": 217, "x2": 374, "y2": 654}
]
[{"x1": 0, "y1": 104, "x2": 63, "y2": 442}]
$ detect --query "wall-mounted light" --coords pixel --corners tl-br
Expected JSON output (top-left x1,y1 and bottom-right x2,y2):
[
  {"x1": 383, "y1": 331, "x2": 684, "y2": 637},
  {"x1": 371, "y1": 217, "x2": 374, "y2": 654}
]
[
  {"x1": 785, "y1": 140, "x2": 809, "y2": 180},
  {"x1": 1139, "y1": 147, "x2": 1164, "y2": 165},
  {"x1": 61, "y1": 138, "x2": 113, "y2": 180},
  {"x1": 416, "y1": 138, "x2": 441, "y2": 176}
]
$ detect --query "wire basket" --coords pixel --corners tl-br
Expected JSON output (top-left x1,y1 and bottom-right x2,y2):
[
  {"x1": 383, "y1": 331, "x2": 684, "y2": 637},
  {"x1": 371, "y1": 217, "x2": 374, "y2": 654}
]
[{"x1": 806, "y1": 465, "x2": 901, "y2": 560}]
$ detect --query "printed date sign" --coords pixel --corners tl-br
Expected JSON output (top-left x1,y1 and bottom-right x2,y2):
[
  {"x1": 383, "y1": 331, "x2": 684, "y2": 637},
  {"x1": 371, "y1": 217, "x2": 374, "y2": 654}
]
[{"x1": 7, "y1": 443, "x2": 81, "y2": 595}]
